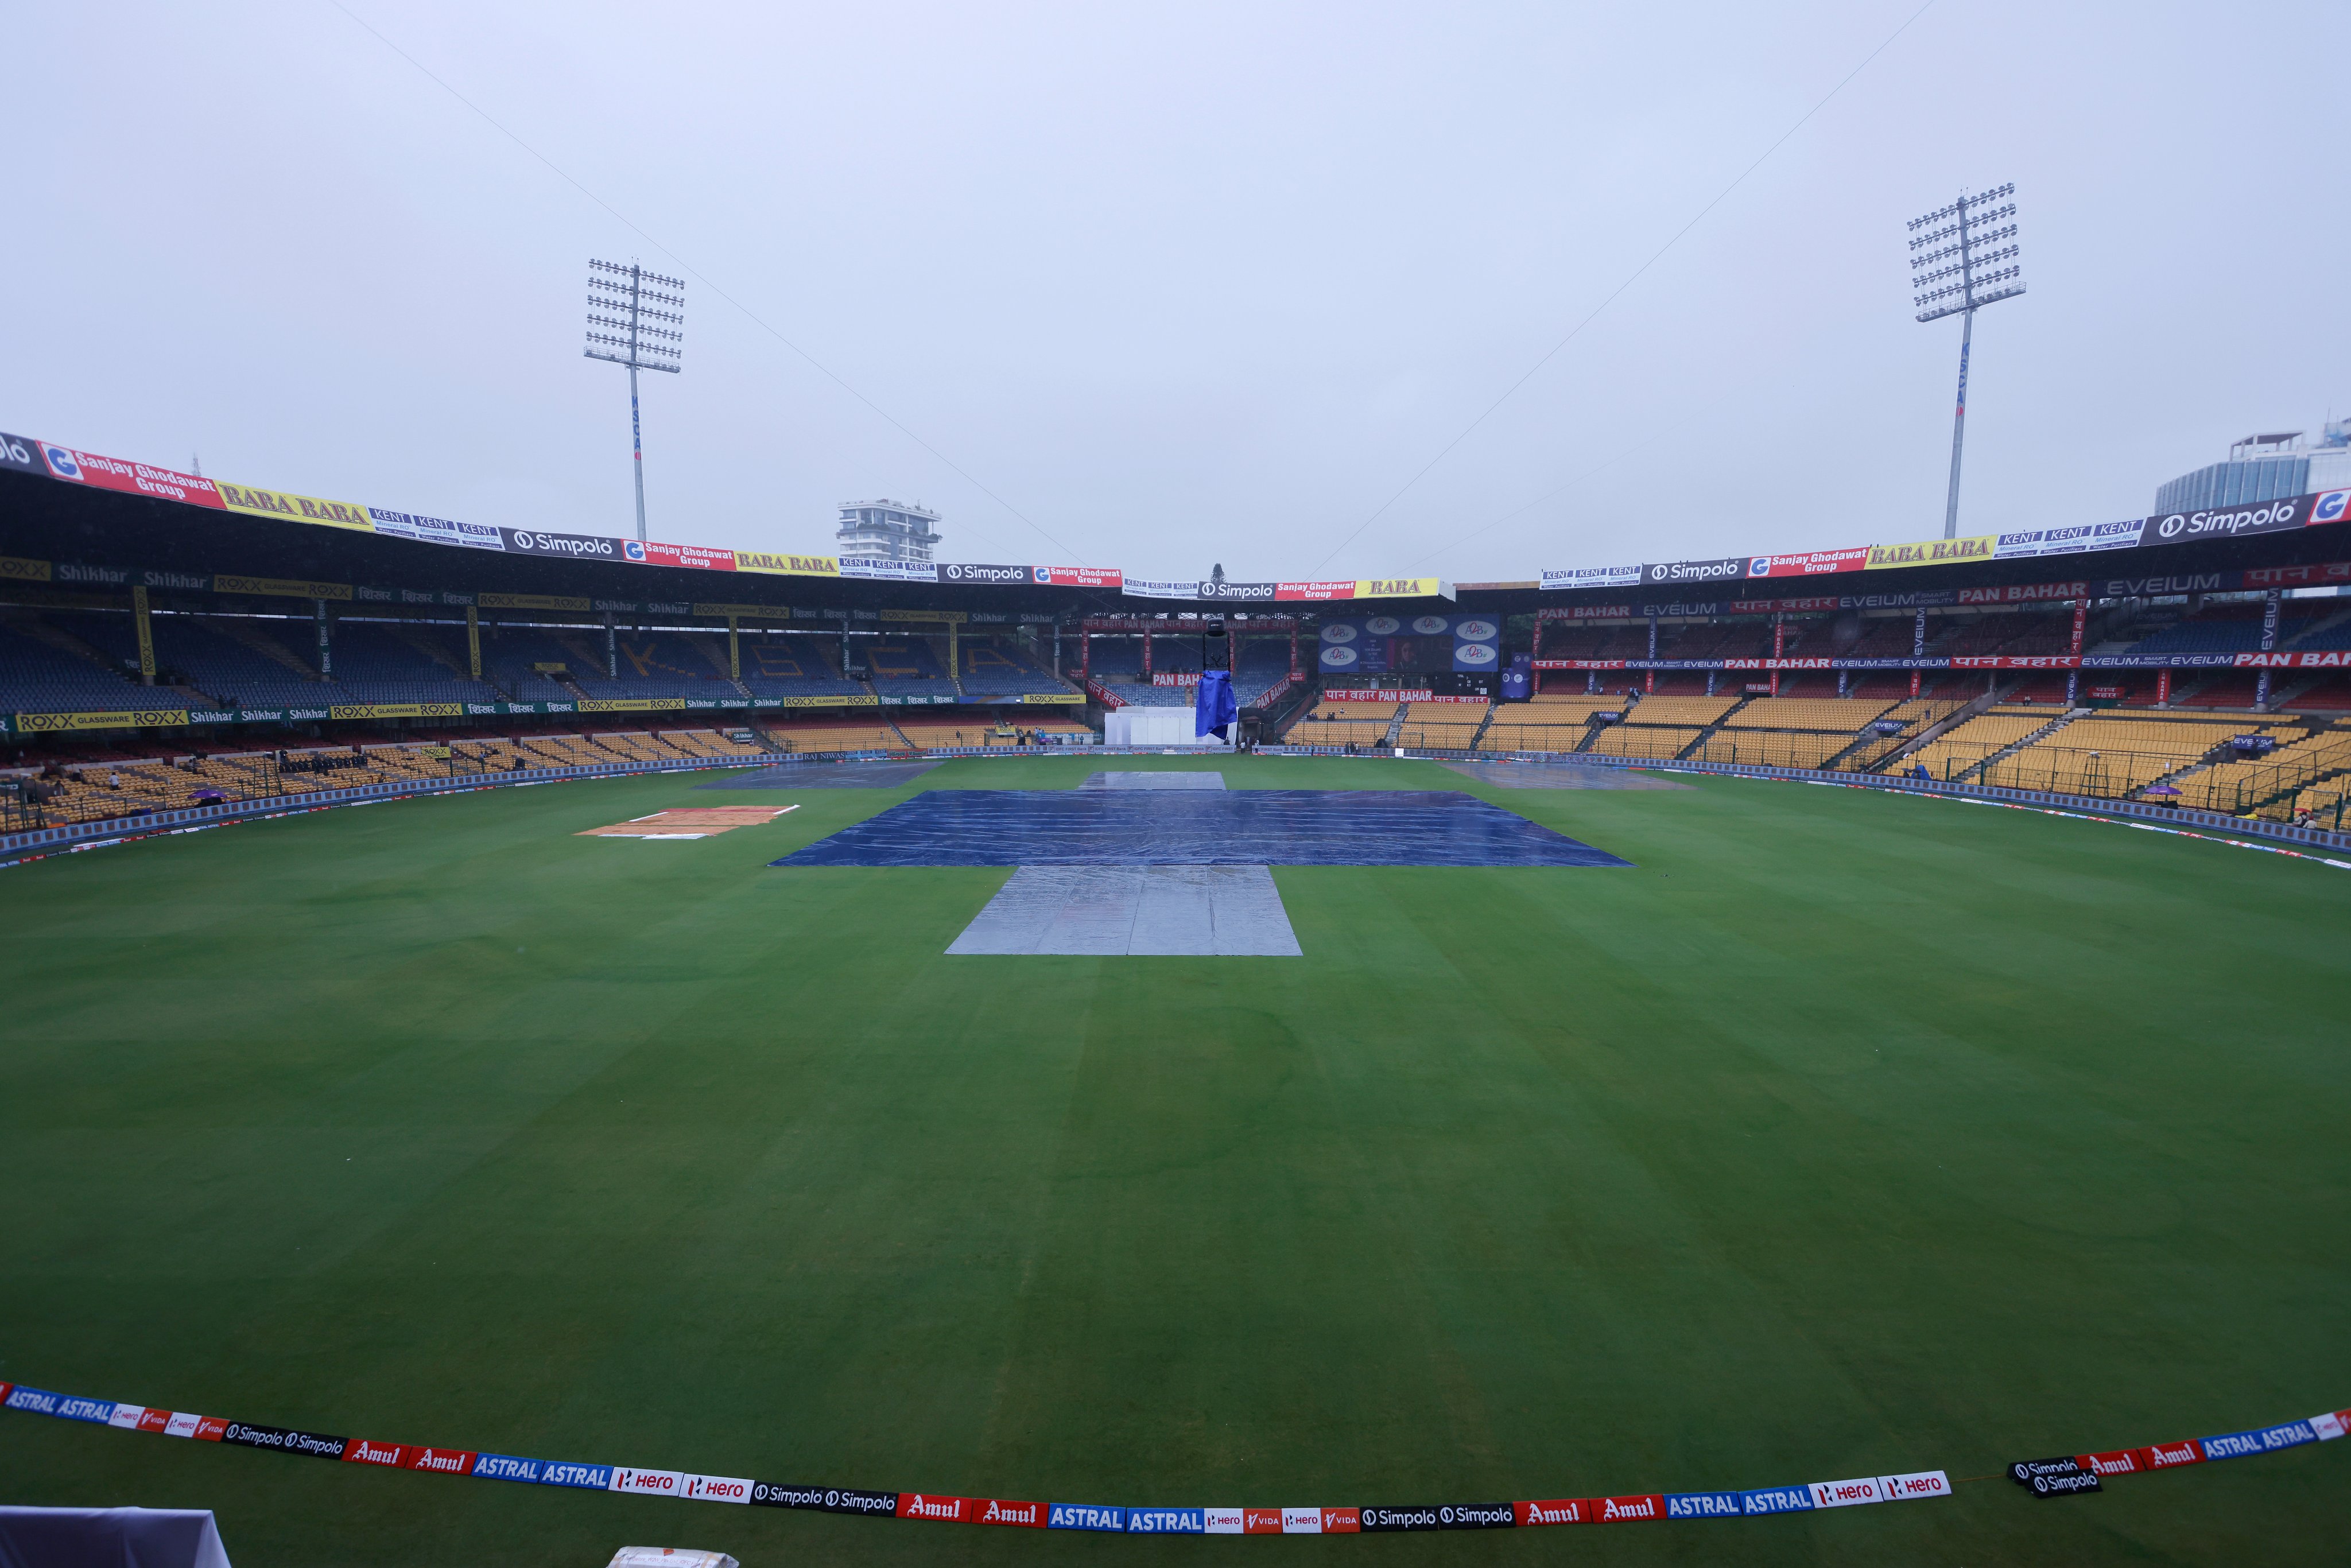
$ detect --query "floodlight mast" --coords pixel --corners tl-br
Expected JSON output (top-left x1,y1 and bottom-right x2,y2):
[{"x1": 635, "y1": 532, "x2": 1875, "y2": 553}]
[
  {"x1": 585, "y1": 259, "x2": 685, "y2": 544},
  {"x1": 1908, "y1": 184, "x2": 2023, "y2": 538}
]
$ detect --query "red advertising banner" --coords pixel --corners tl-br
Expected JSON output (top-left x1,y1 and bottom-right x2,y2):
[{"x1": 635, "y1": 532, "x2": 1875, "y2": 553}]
[
  {"x1": 635, "y1": 540, "x2": 736, "y2": 571},
  {"x1": 1036, "y1": 565, "x2": 1122, "y2": 588},
  {"x1": 1537, "y1": 604, "x2": 1635, "y2": 621},
  {"x1": 2233, "y1": 650, "x2": 2351, "y2": 669},
  {"x1": 1949, "y1": 655, "x2": 2082, "y2": 669},
  {"x1": 1322, "y1": 688, "x2": 1489, "y2": 703},
  {"x1": 1531, "y1": 659, "x2": 1628, "y2": 670},
  {"x1": 40, "y1": 445, "x2": 222, "y2": 509},
  {"x1": 1747, "y1": 548, "x2": 1867, "y2": 578}
]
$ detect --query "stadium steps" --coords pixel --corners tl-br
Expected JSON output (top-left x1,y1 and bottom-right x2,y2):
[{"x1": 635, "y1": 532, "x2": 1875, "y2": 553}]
[
  {"x1": 1953, "y1": 708, "x2": 2085, "y2": 783},
  {"x1": 2162, "y1": 672, "x2": 2220, "y2": 706},
  {"x1": 2264, "y1": 670, "x2": 2339, "y2": 710},
  {"x1": 1867, "y1": 683, "x2": 2012, "y2": 771},
  {"x1": 1673, "y1": 693, "x2": 1757, "y2": 760},
  {"x1": 387, "y1": 624, "x2": 472, "y2": 680},
  {"x1": 1465, "y1": 704, "x2": 1498, "y2": 751},
  {"x1": 2284, "y1": 605, "x2": 2351, "y2": 648},
  {"x1": 208, "y1": 616, "x2": 323, "y2": 681},
  {"x1": 1382, "y1": 704, "x2": 1410, "y2": 747},
  {"x1": 7, "y1": 612, "x2": 138, "y2": 681}
]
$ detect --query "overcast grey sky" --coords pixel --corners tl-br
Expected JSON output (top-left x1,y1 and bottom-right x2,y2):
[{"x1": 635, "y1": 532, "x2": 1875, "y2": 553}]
[{"x1": 6, "y1": 1, "x2": 2344, "y2": 581}]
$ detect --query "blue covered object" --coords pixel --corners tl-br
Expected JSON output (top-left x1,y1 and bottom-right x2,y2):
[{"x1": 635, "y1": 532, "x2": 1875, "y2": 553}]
[
  {"x1": 773, "y1": 790, "x2": 1631, "y2": 868},
  {"x1": 1194, "y1": 669, "x2": 1237, "y2": 739}
]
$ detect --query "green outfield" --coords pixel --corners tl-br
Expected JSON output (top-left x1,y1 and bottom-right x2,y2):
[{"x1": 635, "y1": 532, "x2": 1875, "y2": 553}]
[{"x1": 1, "y1": 755, "x2": 2346, "y2": 1565}]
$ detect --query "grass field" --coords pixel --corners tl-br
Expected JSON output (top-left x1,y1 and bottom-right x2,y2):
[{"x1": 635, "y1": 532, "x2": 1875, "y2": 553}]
[{"x1": 2, "y1": 754, "x2": 2346, "y2": 1565}]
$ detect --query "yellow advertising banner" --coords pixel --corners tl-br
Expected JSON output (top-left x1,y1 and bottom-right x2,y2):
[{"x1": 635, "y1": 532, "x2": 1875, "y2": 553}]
[
  {"x1": 734, "y1": 550, "x2": 840, "y2": 577},
  {"x1": 1865, "y1": 536, "x2": 1996, "y2": 570},
  {"x1": 328, "y1": 703, "x2": 461, "y2": 720},
  {"x1": 0, "y1": 556, "x2": 53, "y2": 583},
  {"x1": 212, "y1": 574, "x2": 354, "y2": 601},
  {"x1": 1018, "y1": 692, "x2": 1086, "y2": 704},
  {"x1": 15, "y1": 709, "x2": 189, "y2": 732},
  {"x1": 880, "y1": 607, "x2": 967, "y2": 623},
  {"x1": 1355, "y1": 577, "x2": 1448, "y2": 599},
  {"x1": 693, "y1": 603, "x2": 791, "y2": 619},
  {"x1": 765, "y1": 693, "x2": 878, "y2": 709},
  {"x1": 215, "y1": 482, "x2": 375, "y2": 532},
  {"x1": 577, "y1": 697, "x2": 687, "y2": 712},
  {"x1": 478, "y1": 592, "x2": 591, "y2": 611}
]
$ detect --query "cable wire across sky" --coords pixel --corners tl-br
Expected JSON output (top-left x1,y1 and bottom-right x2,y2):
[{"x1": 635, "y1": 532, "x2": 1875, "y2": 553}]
[
  {"x1": 324, "y1": 0, "x2": 1091, "y2": 566},
  {"x1": 1312, "y1": 0, "x2": 1939, "y2": 574}
]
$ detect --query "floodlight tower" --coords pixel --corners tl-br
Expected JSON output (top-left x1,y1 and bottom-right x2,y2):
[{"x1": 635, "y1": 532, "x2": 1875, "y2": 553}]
[
  {"x1": 585, "y1": 259, "x2": 685, "y2": 543},
  {"x1": 1908, "y1": 184, "x2": 2023, "y2": 538}
]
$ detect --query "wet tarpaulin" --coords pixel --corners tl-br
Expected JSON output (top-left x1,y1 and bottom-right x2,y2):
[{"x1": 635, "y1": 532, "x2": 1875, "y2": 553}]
[{"x1": 773, "y1": 790, "x2": 1630, "y2": 869}]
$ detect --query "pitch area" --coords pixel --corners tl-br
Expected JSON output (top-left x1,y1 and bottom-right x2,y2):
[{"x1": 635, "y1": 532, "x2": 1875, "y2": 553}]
[{"x1": 1, "y1": 755, "x2": 2345, "y2": 1564}]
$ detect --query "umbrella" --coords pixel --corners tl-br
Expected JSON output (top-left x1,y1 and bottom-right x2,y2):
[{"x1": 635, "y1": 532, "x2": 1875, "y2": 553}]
[{"x1": 2142, "y1": 785, "x2": 2180, "y2": 797}]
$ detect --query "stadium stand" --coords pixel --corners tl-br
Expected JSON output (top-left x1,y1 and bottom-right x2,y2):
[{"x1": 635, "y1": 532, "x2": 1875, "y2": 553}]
[
  {"x1": 1588, "y1": 723, "x2": 1706, "y2": 759},
  {"x1": 1899, "y1": 707, "x2": 2065, "y2": 782},
  {"x1": 1479, "y1": 694, "x2": 1621, "y2": 752},
  {"x1": 0, "y1": 616, "x2": 154, "y2": 712},
  {"x1": 956, "y1": 638, "x2": 1076, "y2": 699},
  {"x1": 1978, "y1": 710, "x2": 2295, "y2": 797},
  {"x1": 862, "y1": 637, "x2": 960, "y2": 701},
  {"x1": 1395, "y1": 701, "x2": 1488, "y2": 751},
  {"x1": 737, "y1": 634, "x2": 865, "y2": 700},
  {"x1": 2171, "y1": 725, "x2": 2351, "y2": 814}
]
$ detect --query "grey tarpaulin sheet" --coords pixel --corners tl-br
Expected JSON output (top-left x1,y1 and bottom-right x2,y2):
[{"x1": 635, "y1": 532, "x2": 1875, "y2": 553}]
[
  {"x1": 1080, "y1": 771, "x2": 1227, "y2": 790},
  {"x1": 0, "y1": 1508, "x2": 231, "y2": 1568},
  {"x1": 947, "y1": 864, "x2": 1302, "y2": 955}
]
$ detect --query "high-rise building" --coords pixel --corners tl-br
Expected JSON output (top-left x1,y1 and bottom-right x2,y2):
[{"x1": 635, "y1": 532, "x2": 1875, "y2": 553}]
[
  {"x1": 835, "y1": 499, "x2": 941, "y2": 562},
  {"x1": 2155, "y1": 420, "x2": 2351, "y2": 513}
]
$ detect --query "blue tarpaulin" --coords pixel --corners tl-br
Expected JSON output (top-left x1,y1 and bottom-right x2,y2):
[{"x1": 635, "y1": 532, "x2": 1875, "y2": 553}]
[{"x1": 1194, "y1": 669, "x2": 1237, "y2": 740}]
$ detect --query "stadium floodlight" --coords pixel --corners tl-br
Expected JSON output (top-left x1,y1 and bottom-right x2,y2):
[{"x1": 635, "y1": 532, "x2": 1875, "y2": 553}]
[
  {"x1": 1908, "y1": 183, "x2": 2024, "y2": 539},
  {"x1": 584, "y1": 259, "x2": 686, "y2": 544}
]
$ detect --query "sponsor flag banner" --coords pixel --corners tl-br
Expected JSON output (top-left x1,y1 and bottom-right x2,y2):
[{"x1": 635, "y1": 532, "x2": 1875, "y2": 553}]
[
  {"x1": 836, "y1": 557, "x2": 936, "y2": 582},
  {"x1": 975, "y1": 1499, "x2": 1045, "y2": 1528},
  {"x1": 103, "y1": 1406, "x2": 143, "y2": 1430},
  {"x1": 2139, "y1": 494, "x2": 2315, "y2": 546},
  {"x1": 627, "y1": 540, "x2": 736, "y2": 571},
  {"x1": 1995, "y1": 521, "x2": 2141, "y2": 558},
  {"x1": 14, "y1": 709, "x2": 191, "y2": 733},
  {"x1": 220, "y1": 1422, "x2": 348, "y2": 1460},
  {"x1": 1124, "y1": 1508, "x2": 1205, "y2": 1534},
  {"x1": 1278, "y1": 1508, "x2": 1321, "y2": 1534},
  {"x1": 1048, "y1": 1505, "x2": 1127, "y2": 1531},
  {"x1": 682, "y1": 1474, "x2": 752, "y2": 1503},
  {"x1": 1806, "y1": 1476, "x2": 1887, "y2": 1509},
  {"x1": 2311, "y1": 1412, "x2": 2348, "y2": 1441},
  {"x1": 536, "y1": 1462, "x2": 614, "y2": 1489},
  {"x1": 212, "y1": 575, "x2": 354, "y2": 601},
  {"x1": 1643, "y1": 557, "x2": 1747, "y2": 587},
  {"x1": 1320, "y1": 1508, "x2": 1361, "y2": 1533},
  {"x1": 1737, "y1": 1487, "x2": 1814, "y2": 1515},
  {"x1": 38, "y1": 445, "x2": 222, "y2": 509},
  {"x1": 343, "y1": 1438, "x2": 406, "y2": 1467},
  {"x1": 1593, "y1": 1495, "x2": 1665, "y2": 1523},
  {"x1": 1121, "y1": 577, "x2": 1201, "y2": 600},
  {"x1": 10, "y1": 1386, "x2": 76, "y2": 1416},
  {"x1": 1882, "y1": 1470, "x2": 1951, "y2": 1502},
  {"x1": 368, "y1": 508, "x2": 502, "y2": 550},
  {"x1": 1746, "y1": 548, "x2": 1868, "y2": 579},
  {"x1": 0, "y1": 432, "x2": 48, "y2": 478},
  {"x1": 1359, "y1": 1507, "x2": 1444, "y2": 1532},
  {"x1": 1033, "y1": 565, "x2": 1122, "y2": 588},
  {"x1": 747, "y1": 1484, "x2": 899, "y2": 1515},
  {"x1": 1865, "y1": 537, "x2": 1995, "y2": 569},
  {"x1": 937, "y1": 563, "x2": 1033, "y2": 586},
  {"x1": 2028, "y1": 1472, "x2": 2100, "y2": 1498},
  {"x1": 895, "y1": 1493, "x2": 971, "y2": 1523},
  {"x1": 216, "y1": 482, "x2": 371, "y2": 531},
  {"x1": 2200, "y1": 1422, "x2": 2317, "y2": 1460},
  {"x1": 1202, "y1": 1508, "x2": 1246, "y2": 1535},
  {"x1": 735, "y1": 550, "x2": 840, "y2": 577},
  {"x1": 1514, "y1": 1499, "x2": 1590, "y2": 1526},
  {"x1": 1541, "y1": 564, "x2": 1642, "y2": 591},
  {"x1": 402, "y1": 1447, "x2": 477, "y2": 1476},
  {"x1": 1243, "y1": 1508, "x2": 1284, "y2": 1534},
  {"x1": 1665, "y1": 1492, "x2": 1743, "y2": 1520},
  {"x1": 2008, "y1": 1457, "x2": 2084, "y2": 1485},
  {"x1": 476, "y1": 592, "x2": 591, "y2": 612}
]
